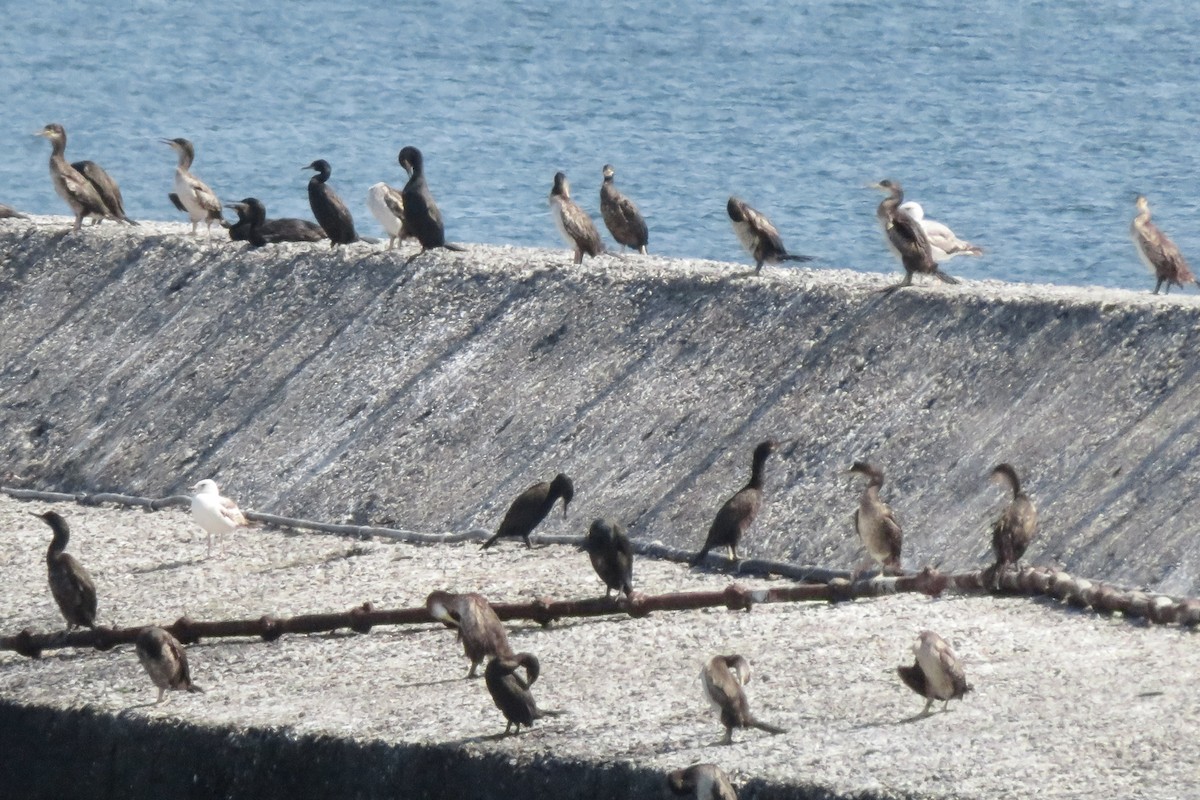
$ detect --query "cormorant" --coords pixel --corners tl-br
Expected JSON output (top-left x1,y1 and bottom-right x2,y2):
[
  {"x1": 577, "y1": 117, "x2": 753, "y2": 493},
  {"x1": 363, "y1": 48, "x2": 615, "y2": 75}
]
[
  {"x1": 726, "y1": 196, "x2": 814, "y2": 270},
  {"x1": 896, "y1": 630, "x2": 972, "y2": 716},
  {"x1": 366, "y1": 182, "x2": 409, "y2": 250},
  {"x1": 425, "y1": 590, "x2": 513, "y2": 678},
  {"x1": 870, "y1": 180, "x2": 959, "y2": 291},
  {"x1": 34, "y1": 511, "x2": 97, "y2": 630},
  {"x1": 692, "y1": 440, "x2": 778, "y2": 565},
  {"x1": 396, "y1": 146, "x2": 466, "y2": 258},
  {"x1": 0, "y1": 204, "x2": 29, "y2": 220},
  {"x1": 161, "y1": 138, "x2": 223, "y2": 236},
  {"x1": 480, "y1": 473, "x2": 575, "y2": 550},
  {"x1": 1131, "y1": 195, "x2": 1196, "y2": 294},
  {"x1": 36, "y1": 124, "x2": 124, "y2": 231},
  {"x1": 304, "y1": 159, "x2": 358, "y2": 246},
  {"x1": 136, "y1": 626, "x2": 202, "y2": 704},
  {"x1": 898, "y1": 201, "x2": 981, "y2": 262},
  {"x1": 190, "y1": 479, "x2": 248, "y2": 557},
  {"x1": 580, "y1": 518, "x2": 633, "y2": 598},
  {"x1": 701, "y1": 654, "x2": 786, "y2": 745},
  {"x1": 848, "y1": 461, "x2": 902, "y2": 576},
  {"x1": 69, "y1": 161, "x2": 137, "y2": 225},
  {"x1": 549, "y1": 171, "x2": 604, "y2": 264},
  {"x1": 667, "y1": 764, "x2": 738, "y2": 800},
  {"x1": 225, "y1": 197, "x2": 326, "y2": 246},
  {"x1": 984, "y1": 463, "x2": 1038, "y2": 590},
  {"x1": 484, "y1": 652, "x2": 563, "y2": 734},
  {"x1": 599, "y1": 164, "x2": 648, "y2": 254}
]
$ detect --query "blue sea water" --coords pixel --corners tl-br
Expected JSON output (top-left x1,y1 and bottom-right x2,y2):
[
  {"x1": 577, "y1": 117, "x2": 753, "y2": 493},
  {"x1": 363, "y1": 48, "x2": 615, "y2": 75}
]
[{"x1": 3, "y1": 0, "x2": 1200, "y2": 290}]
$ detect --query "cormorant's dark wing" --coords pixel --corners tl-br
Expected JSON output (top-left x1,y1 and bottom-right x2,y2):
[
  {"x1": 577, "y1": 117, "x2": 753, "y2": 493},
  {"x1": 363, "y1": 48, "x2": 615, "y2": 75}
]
[
  {"x1": 741, "y1": 202, "x2": 786, "y2": 255},
  {"x1": 601, "y1": 186, "x2": 648, "y2": 249},
  {"x1": 702, "y1": 487, "x2": 760, "y2": 551},
  {"x1": 1138, "y1": 221, "x2": 1191, "y2": 278},
  {"x1": 72, "y1": 160, "x2": 124, "y2": 217}
]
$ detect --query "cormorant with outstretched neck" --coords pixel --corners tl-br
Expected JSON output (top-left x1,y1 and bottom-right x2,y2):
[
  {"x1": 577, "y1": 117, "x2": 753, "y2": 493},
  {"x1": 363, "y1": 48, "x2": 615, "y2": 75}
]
[
  {"x1": 727, "y1": 197, "x2": 813, "y2": 270},
  {"x1": 425, "y1": 590, "x2": 513, "y2": 678},
  {"x1": 898, "y1": 201, "x2": 981, "y2": 263},
  {"x1": 701, "y1": 654, "x2": 786, "y2": 745},
  {"x1": 305, "y1": 159, "x2": 358, "y2": 246},
  {"x1": 984, "y1": 463, "x2": 1038, "y2": 590},
  {"x1": 484, "y1": 652, "x2": 563, "y2": 734},
  {"x1": 897, "y1": 630, "x2": 972, "y2": 716},
  {"x1": 34, "y1": 511, "x2": 97, "y2": 630},
  {"x1": 162, "y1": 137, "x2": 223, "y2": 236},
  {"x1": 136, "y1": 626, "x2": 203, "y2": 705},
  {"x1": 848, "y1": 461, "x2": 902, "y2": 575},
  {"x1": 1131, "y1": 195, "x2": 1196, "y2": 294},
  {"x1": 397, "y1": 146, "x2": 466, "y2": 258},
  {"x1": 480, "y1": 473, "x2": 575, "y2": 550},
  {"x1": 580, "y1": 518, "x2": 633, "y2": 597},
  {"x1": 226, "y1": 197, "x2": 326, "y2": 246},
  {"x1": 692, "y1": 440, "x2": 778, "y2": 565},
  {"x1": 599, "y1": 164, "x2": 648, "y2": 254},
  {"x1": 667, "y1": 764, "x2": 738, "y2": 800},
  {"x1": 36, "y1": 124, "x2": 126, "y2": 231},
  {"x1": 550, "y1": 171, "x2": 604, "y2": 264},
  {"x1": 871, "y1": 180, "x2": 959, "y2": 291},
  {"x1": 366, "y1": 182, "x2": 409, "y2": 250}
]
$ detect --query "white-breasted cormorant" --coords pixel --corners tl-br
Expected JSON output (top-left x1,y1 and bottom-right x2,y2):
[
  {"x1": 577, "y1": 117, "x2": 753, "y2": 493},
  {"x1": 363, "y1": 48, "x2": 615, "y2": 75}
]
[
  {"x1": 726, "y1": 197, "x2": 813, "y2": 271},
  {"x1": 898, "y1": 201, "x2": 981, "y2": 263},
  {"x1": 36, "y1": 124, "x2": 125, "y2": 231},
  {"x1": 599, "y1": 164, "x2": 648, "y2": 254},
  {"x1": 1131, "y1": 195, "x2": 1196, "y2": 294},
  {"x1": 396, "y1": 146, "x2": 466, "y2": 259},
  {"x1": 848, "y1": 461, "x2": 902, "y2": 576},
  {"x1": 692, "y1": 440, "x2": 778, "y2": 565},
  {"x1": 304, "y1": 159, "x2": 358, "y2": 246},
  {"x1": 484, "y1": 652, "x2": 562, "y2": 734},
  {"x1": 366, "y1": 182, "x2": 409, "y2": 250},
  {"x1": 162, "y1": 138, "x2": 223, "y2": 236},
  {"x1": 550, "y1": 171, "x2": 604, "y2": 264},
  {"x1": 226, "y1": 197, "x2": 326, "y2": 246},
  {"x1": 580, "y1": 518, "x2": 633, "y2": 598},
  {"x1": 701, "y1": 654, "x2": 786, "y2": 745},
  {"x1": 190, "y1": 479, "x2": 248, "y2": 557},
  {"x1": 34, "y1": 511, "x2": 97, "y2": 630},
  {"x1": 0, "y1": 204, "x2": 29, "y2": 220},
  {"x1": 871, "y1": 180, "x2": 959, "y2": 291},
  {"x1": 480, "y1": 473, "x2": 575, "y2": 550},
  {"x1": 425, "y1": 590, "x2": 513, "y2": 678},
  {"x1": 136, "y1": 626, "x2": 202, "y2": 704},
  {"x1": 896, "y1": 630, "x2": 972, "y2": 716},
  {"x1": 984, "y1": 463, "x2": 1038, "y2": 590},
  {"x1": 667, "y1": 764, "x2": 738, "y2": 800}
]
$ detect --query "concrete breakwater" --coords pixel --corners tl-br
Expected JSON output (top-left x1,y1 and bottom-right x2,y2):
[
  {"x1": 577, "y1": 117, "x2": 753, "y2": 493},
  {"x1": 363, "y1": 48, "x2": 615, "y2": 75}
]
[{"x1": 3, "y1": 218, "x2": 1200, "y2": 594}]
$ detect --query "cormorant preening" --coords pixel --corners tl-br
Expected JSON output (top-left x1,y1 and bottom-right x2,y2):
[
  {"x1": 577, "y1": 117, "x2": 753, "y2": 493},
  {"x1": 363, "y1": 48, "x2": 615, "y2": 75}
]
[
  {"x1": 848, "y1": 461, "x2": 902, "y2": 576},
  {"x1": 898, "y1": 201, "x2": 981, "y2": 263},
  {"x1": 366, "y1": 182, "x2": 409, "y2": 250},
  {"x1": 580, "y1": 518, "x2": 633, "y2": 598},
  {"x1": 0, "y1": 204, "x2": 29, "y2": 220},
  {"x1": 550, "y1": 172, "x2": 604, "y2": 264},
  {"x1": 599, "y1": 164, "x2": 648, "y2": 254},
  {"x1": 896, "y1": 630, "x2": 972, "y2": 716},
  {"x1": 34, "y1": 511, "x2": 97, "y2": 630},
  {"x1": 226, "y1": 197, "x2": 325, "y2": 246},
  {"x1": 396, "y1": 146, "x2": 466, "y2": 258},
  {"x1": 1132, "y1": 195, "x2": 1196, "y2": 294},
  {"x1": 36, "y1": 124, "x2": 126, "y2": 231},
  {"x1": 161, "y1": 138, "x2": 223, "y2": 236},
  {"x1": 692, "y1": 440, "x2": 778, "y2": 565},
  {"x1": 425, "y1": 590, "x2": 513, "y2": 678},
  {"x1": 480, "y1": 473, "x2": 575, "y2": 550},
  {"x1": 667, "y1": 764, "x2": 738, "y2": 800},
  {"x1": 726, "y1": 197, "x2": 813, "y2": 270},
  {"x1": 701, "y1": 654, "x2": 786, "y2": 745},
  {"x1": 984, "y1": 464, "x2": 1038, "y2": 590},
  {"x1": 136, "y1": 626, "x2": 202, "y2": 705},
  {"x1": 484, "y1": 652, "x2": 562, "y2": 734},
  {"x1": 871, "y1": 180, "x2": 959, "y2": 291},
  {"x1": 304, "y1": 159, "x2": 358, "y2": 246},
  {"x1": 190, "y1": 479, "x2": 248, "y2": 557}
]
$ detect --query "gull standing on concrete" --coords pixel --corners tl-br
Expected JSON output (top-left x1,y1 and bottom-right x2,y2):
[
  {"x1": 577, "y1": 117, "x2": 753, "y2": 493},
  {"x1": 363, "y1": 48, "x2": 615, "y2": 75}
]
[
  {"x1": 667, "y1": 764, "x2": 738, "y2": 800},
  {"x1": 162, "y1": 138, "x2": 223, "y2": 236},
  {"x1": 136, "y1": 626, "x2": 202, "y2": 705},
  {"x1": 1131, "y1": 195, "x2": 1197, "y2": 294},
  {"x1": 599, "y1": 164, "x2": 648, "y2": 254},
  {"x1": 848, "y1": 461, "x2": 902, "y2": 576},
  {"x1": 898, "y1": 201, "x2": 982, "y2": 263},
  {"x1": 896, "y1": 630, "x2": 972, "y2": 716},
  {"x1": 692, "y1": 440, "x2": 778, "y2": 566},
  {"x1": 425, "y1": 590, "x2": 513, "y2": 678},
  {"x1": 190, "y1": 479, "x2": 248, "y2": 557},
  {"x1": 366, "y1": 181, "x2": 409, "y2": 250},
  {"x1": 726, "y1": 196, "x2": 814, "y2": 270},
  {"x1": 550, "y1": 171, "x2": 605, "y2": 264},
  {"x1": 701, "y1": 654, "x2": 786, "y2": 745},
  {"x1": 480, "y1": 473, "x2": 575, "y2": 550},
  {"x1": 983, "y1": 463, "x2": 1037, "y2": 590},
  {"x1": 870, "y1": 180, "x2": 959, "y2": 291},
  {"x1": 35, "y1": 124, "x2": 127, "y2": 231},
  {"x1": 34, "y1": 511, "x2": 98, "y2": 630}
]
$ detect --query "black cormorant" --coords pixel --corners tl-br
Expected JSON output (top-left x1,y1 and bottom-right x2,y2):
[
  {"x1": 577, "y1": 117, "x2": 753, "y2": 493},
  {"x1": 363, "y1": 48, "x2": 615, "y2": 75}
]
[
  {"x1": 726, "y1": 196, "x2": 813, "y2": 270},
  {"x1": 34, "y1": 511, "x2": 97, "y2": 630},
  {"x1": 425, "y1": 590, "x2": 513, "y2": 678},
  {"x1": 480, "y1": 473, "x2": 575, "y2": 550},
  {"x1": 580, "y1": 518, "x2": 633, "y2": 598},
  {"x1": 701, "y1": 654, "x2": 786, "y2": 745},
  {"x1": 136, "y1": 626, "x2": 202, "y2": 704},
  {"x1": 848, "y1": 461, "x2": 902, "y2": 575},
  {"x1": 549, "y1": 171, "x2": 605, "y2": 264},
  {"x1": 304, "y1": 159, "x2": 358, "y2": 246},
  {"x1": 484, "y1": 652, "x2": 562, "y2": 734},
  {"x1": 599, "y1": 164, "x2": 648, "y2": 254},
  {"x1": 226, "y1": 197, "x2": 326, "y2": 246},
  {"x1": 36, "y1": 124, "x2": 122, "y2": 231},
  {"x1": 1132, "y1": 195, "x2": 1196, "y2": 294},
  {"x1": 870, "y1": 180, "x2": 959, "y2": 291},
  {"x1": 984, "y1": 464, "x2": 1038, "y2": 590},
  {"x1": 692, "y1": 440, "x2": 778, "y2": 565},
  {"x1": 896, "y1": 630, "x2": 972, "y2": 716},
  {"x1": 162, "y1": 138, "x2": 223, "y2": 236},
  {"x1": 397, "y1": 146, "x2": 466, "y2": 258}
]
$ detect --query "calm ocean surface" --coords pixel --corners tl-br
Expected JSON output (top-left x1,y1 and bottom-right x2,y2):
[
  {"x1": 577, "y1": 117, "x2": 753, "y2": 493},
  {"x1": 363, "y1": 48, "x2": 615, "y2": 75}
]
[{"x1": 3, "y1": 0, "x2": 1200, "y2": 290}]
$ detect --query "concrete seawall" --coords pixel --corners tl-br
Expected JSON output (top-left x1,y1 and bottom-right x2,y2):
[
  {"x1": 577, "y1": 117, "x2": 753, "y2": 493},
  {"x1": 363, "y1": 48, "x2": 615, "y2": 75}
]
[{"x1": 4, "y1": 218, "x2": 1200, "y2": 594}]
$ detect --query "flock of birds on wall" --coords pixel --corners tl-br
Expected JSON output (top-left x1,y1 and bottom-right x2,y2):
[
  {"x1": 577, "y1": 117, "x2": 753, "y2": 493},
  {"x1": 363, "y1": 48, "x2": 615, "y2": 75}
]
[
  {"x1": 0, "y1": 123, "x2": 1194, "y2": 295},
  {"x1": 22, "y1": 436, "x2": 1039, "y2": 798}
]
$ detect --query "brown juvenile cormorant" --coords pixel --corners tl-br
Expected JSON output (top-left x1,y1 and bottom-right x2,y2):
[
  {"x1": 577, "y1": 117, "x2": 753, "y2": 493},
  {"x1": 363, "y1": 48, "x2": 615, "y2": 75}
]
[
  {"x1": 425, "y1": 590, "x2": 513, "y2": 678},
  {"x1": 162, "y1": 138, "x2": 223, "y2": 236},
  {"x1": 135, "y1": 626, "x2": 202, "y2": 704},
  {"x1": 1131, "y1": 195, "x2": 1196, "y2": 294},
  {"x1": 848, "y1": 461, "x2": 902, "y2": 576},
  {"x1": 871, "y1": 180, "x2": 959, "y2": 291},
  {"x1": 692, "y1": 440, "x2": 778, "y2": 565},
  {"x1": 549, "y1": 171, "x2": 605, "y2": 264},
  {"x1": 899, "y1": 201, "x2": 981, "y2": 262},
  {"x1": 397, "y1": 146, "x2": 466, "y2": 259},
  {"x1": 667, "y1": 764, "x2": 738, "y2": 800},
  {"x1": 304, "y1": 159, "x2": 358, "y2": 246},
  {"x1": 71, "y1": 161, "x2": 137, "y2": 226},
  {"x1": 984, "y1": 463, "x2": 1038, "y2": 590},
  {"x1": 599, "y1": 164, "x2": 648, "y2": 254},
  {"x1": 190, "y1": 479, "x2": 248, "y2": 557},
  {"x1": 226, "y1": 197, "x2": 326, "y2": 246},
  {"x1": 366, "y1": 182, "x2": 409, "y2": 250},
  {"x1": 701, "y1": 654, "x2": 786, "y2": 745},
  {"x1": 484, "y1": 652, "x2": 563, "y2": 734},
  {"x1": 480, "y1": 473, "x2": 575, "y2": 550},
  {"x1": 0, "y1": 204, "x2": 29, "y2": 220},
  {"x1": 726, "y1": 196, "x2": 814, "y2": 270},
  {"x1": 580, "y1": 518, "x2": 633, "y2": 598},
  {"x1": 36, "y1": 124, "x2": 125, "y2": 231},
  {"x1": 34, "y1": 511, "x2": 97, "y2": 630},
  {"x1": 896, "y1": 630, "x2": 972, "y2": 716}
]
